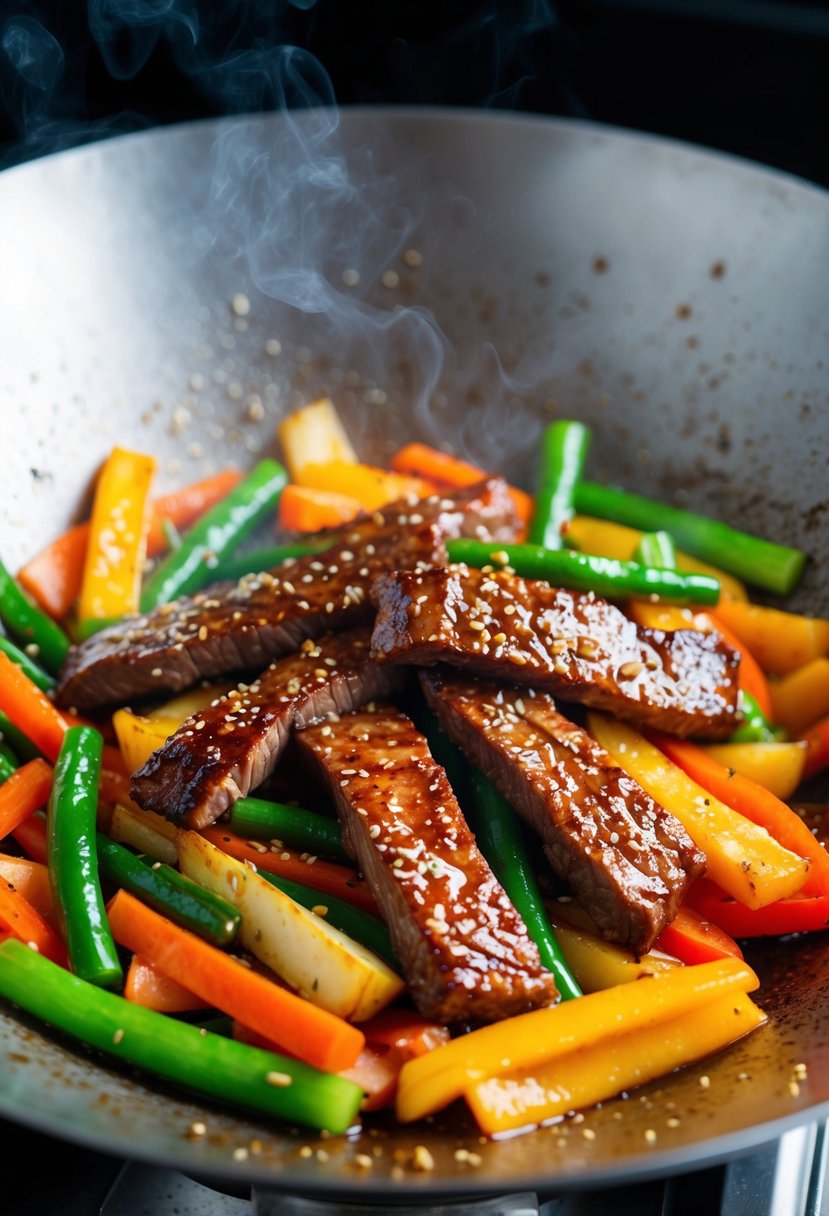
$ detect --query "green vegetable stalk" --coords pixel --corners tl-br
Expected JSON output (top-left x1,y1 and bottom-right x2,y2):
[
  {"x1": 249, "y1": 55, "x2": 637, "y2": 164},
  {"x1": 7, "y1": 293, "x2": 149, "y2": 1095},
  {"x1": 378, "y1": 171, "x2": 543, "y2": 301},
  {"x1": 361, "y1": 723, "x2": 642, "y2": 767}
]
[
  {"x1": 0, "y1": 557, "x2": 70, "y2": 674},
  {"x1": 528, "y1": 420, "x2": 591, "y2": 550},
  {"x1": 230, "y1": 797, "x2": 348, "y2": 863}
]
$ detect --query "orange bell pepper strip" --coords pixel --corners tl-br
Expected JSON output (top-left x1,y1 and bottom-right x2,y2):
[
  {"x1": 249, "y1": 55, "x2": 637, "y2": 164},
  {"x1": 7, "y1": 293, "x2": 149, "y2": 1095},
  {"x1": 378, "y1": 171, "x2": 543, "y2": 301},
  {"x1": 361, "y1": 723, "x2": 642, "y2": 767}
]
[
  {"x1": 389, "y1": 442, "x2": 533, "y2": 527},
  {"x1": 396, "y1": 956, "x2": 759, "y2": 1123},
  {"x1": 701, "y1": 612, "x2": 774, "y2": 720},
  {"x1": 0, "y1": 879, "x2": 67, "y2": 966},
  {"x1": 76, "y1": 447, "x2": 157, "y2": 633},
  {"x1": 124, "y1": 954, "x2": 209, "y2": 1013},
  {"x1": 18, "y1": 469, "x2": 242, "y2": 622},
  {"x1": 106, "y1": 889, "x2": 364, "y2": 1073},
  {"x1": 770, "y1": 658, "x2": 829, "y2": 738},
  {"x1": 698, "y1": 741, "x2": 807, "y2": 802},
  {"x1": 277, "y1": 484, "x2": 363, "y2": 533},
  {"x1": 651, "y1": 733, "x2": 829, "y2": 897},
  {"x1": 0, "y1": 852, "x2": 57, "y2": 926},
  {"x1": 200, "y1": 825, "x2": 379, "y2": 917},
  {"x1": 0, "y1": 759, "x2": 53, "y2": 840},
  {"x1": 587, "y1": 713, "x2": 810, "y2": 909},
  {"x1": 10, "y1": 811, "x2": 48, "y2": 864},
  {"x1": 801, "y1": 714, "x2": 829, "y2": 781},
  {"x1": 0, "y1": 652, "x2": 72, "y2": 763},
  {"x1": 654, "y1": 905, "x2": 743, "y2": 965},
  {"x1": 465, "y1": 991, "x2": 765, "y2": 1136},
  {"x1": 687, "y1": 877, "x2": 829, "y2": 937},
  {"x1": 712, "y1": 599, "x2": 829, "y2": 677}
]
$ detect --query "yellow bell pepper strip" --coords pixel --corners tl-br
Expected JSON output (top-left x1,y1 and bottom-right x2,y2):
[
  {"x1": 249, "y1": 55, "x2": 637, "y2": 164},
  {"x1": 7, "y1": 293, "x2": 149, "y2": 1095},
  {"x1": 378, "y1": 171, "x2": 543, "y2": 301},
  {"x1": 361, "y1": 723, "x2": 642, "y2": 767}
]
[
  {"x1": 769, "y1": 658, "x2": 829, "y2": 738},
  {"x1": 712, "y1": 599, "x2": 829, "y2": 677},
  {"x1": 294, "y1": 460, "x2": 436, "y2": 512},
  {"x1": 277, "y1": 397, "x2": 359, "y2": 481},
  {"x1": 108, "y1": 802, "x2": 180, "y2": 865},
  {"x1": 545, "y1": 906, "x2": 681, "y2": 993},
  {"x1": 76, "y1": 447, "x2": 157, "y2": 636},
  {"x1": 702, "y1": 612, "x2": 775, "y2": 720},
  {"x1": 465, "y1": 991, "x2": 766, "y2": 1136},
  {"x1": 651, "y1": 732, "x2": 829, "y2": 897},
  {"x1": 562, "y1": 515, "x2": 749, "y2": 601},
  {"x1": 687, "y1": 877, "x2": 829, "y2": 938},
  {"x1": 395, "y1": 956, "x2": 758, "y2": 1123},
  {"x1": 700, "y1": 741, "x2": 807, "y2": 801},
  {"x1": 112, "y1": 708, "x2": 181, "y2": 775},
  {"x1": 586, "y1": 713, "x2": 810, "y2": 909}
]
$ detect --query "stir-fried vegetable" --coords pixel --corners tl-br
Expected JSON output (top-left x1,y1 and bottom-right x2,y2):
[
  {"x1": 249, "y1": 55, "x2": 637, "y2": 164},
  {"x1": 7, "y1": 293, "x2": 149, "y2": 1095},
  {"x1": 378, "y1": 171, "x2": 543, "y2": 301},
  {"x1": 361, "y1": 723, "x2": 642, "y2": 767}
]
[
  {"x1": 230, "y1": 796, "x2": 349, "y2": 864},
  {"x1": 527, "y1": 420, "x2": 591, "y2": 550},
  {"x1": 0, "y1": 556, "x2": 70, "y2": 673}
]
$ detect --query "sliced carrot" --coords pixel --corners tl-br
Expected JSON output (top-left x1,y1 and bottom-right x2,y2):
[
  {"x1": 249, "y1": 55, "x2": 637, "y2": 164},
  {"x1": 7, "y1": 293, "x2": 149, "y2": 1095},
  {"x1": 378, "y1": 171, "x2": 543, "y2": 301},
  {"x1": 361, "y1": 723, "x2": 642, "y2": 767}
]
[
  {"x1": 0, "y1": 759, "x2": 53, "y2": 840},
  {"x1": 294, "y1": 460, "x2": 436, "y2": 512},
  {"x1": 801, "y1": 715, "x2": 829, "y2": 782},
  {"x1": 124, "y1": 954, "x2": 209, "y2": 1013},
  {"x1": 0, "y1": 653, "x2": 72, "y2": 763},
  {"x1": 655, "y1": 905, "x2": 743, "y2": 965},
  {"x1": 0, "y1": 880, "x2": 67, "y2": 965},
  {"x1": 0, "y1": 853, "x2": 57, "y2": 926},
  {"x1": 702, "y1": 611, "x2": 774, "y2": 720},
  {"x1": 769, "y1": 658, "x2": 829, "y2": 738},
  {"x1": 10, "y1": 811, "x2": 48, "y2": 864},
  {"x1": 277, "y1": 484, "x2": 363, "y2": 533},
  {"x1": 106, "y1": 889, "x2": 364, "y2": 1073},
  {"x1": 389, "y1": 442, "x2": 533, "y2": 526},
  {"x1": 652, "y1": 733, "x2": 829, "y2": 897},
  {"x1": 712, "y1": 599, "x2": 829, "y2": 677},
  {"x1": 200, "y1": 825, "x2": 379, "y2": 916},
  {"x1": 17, "y1": 469, "x2": 242, "y2": 622}
]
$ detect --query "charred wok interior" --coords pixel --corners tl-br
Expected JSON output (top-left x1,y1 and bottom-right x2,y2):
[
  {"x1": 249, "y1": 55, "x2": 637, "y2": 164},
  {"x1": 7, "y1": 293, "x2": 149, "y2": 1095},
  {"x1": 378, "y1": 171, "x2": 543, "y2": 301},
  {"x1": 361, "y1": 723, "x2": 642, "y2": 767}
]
[{"x1": 1, "y1": 109, "x2": 829, "y2": 1197}]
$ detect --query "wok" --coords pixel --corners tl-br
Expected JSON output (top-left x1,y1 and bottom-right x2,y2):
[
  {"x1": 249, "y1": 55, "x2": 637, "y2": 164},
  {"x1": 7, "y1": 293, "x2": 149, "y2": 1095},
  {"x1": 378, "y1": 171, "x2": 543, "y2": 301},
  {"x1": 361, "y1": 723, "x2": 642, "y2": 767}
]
[{"x1": 0, "y1": 108, "x2": 828, "y2": 1203}]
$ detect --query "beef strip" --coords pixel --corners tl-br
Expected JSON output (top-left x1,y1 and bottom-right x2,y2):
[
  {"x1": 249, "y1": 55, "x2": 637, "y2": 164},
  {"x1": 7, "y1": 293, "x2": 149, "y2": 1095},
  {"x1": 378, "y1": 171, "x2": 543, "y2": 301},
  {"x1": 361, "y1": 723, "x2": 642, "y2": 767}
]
[
  {"x1": 56, "y1": 478, "x2": 520, "y2": 713},
  {"x1": 370, "y1": 565, "x2": 740, "y2": 739},
  {"x1": 130, "y1": 627, "x2": 408, "y2": 829},
  {"x1": 294, "y1": 704, "x2": 559, "y2": 1022},
  {"x1": 421, "y1": 671, "x2": 706, "y2": 955}
]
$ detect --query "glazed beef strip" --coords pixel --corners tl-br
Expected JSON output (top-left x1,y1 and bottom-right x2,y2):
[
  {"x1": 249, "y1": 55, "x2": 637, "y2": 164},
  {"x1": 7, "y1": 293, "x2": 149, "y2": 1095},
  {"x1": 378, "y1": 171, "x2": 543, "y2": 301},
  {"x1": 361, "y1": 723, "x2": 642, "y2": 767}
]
[
  {"x1": 130, "y1": 628, "x2": 408, "y2": 829},
  {"x1": 421, "y1": 672, "x2": 706, "y2": 955},
  {"x1": 56, "y1": 478, "x2": 520, "y2": 713},
  {"x1": 370, "y1": 565, "x2": 740, "y2": 739},
  {"x1": 294, "y1": 704, "x2": 559, "y2": 1022}
]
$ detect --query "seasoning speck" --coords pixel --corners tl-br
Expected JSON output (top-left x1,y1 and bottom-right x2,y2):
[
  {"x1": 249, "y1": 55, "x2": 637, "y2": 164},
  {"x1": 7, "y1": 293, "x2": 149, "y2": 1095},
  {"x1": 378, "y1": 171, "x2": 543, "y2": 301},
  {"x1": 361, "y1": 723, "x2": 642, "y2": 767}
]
[
  {"x1": 266, "y1": 1071, "x2": 294, "y2": 1088},
  {"x1": 412, "y1": 1144, "x2": 435, "y2": 1172},
  {"x1": 699, "y1": 1075, "x2": 711, "y2": 1089},
  {"x1": 231, "y1": 293, "x2": 250, "y2": 317},
  {"x1": 644, "y1": 1129, "x2": 657, "y2": 1144},
  {"x1": 113, "y1": 1028, "x2": 124, "y2": 1045}
]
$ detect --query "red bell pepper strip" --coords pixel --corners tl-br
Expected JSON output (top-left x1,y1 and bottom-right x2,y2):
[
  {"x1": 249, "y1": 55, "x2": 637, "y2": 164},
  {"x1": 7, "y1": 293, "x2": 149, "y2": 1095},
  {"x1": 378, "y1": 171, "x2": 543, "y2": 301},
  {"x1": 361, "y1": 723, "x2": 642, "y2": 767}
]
[
  {"x1": 801, "y1": 714, "x2": 829, "y2": 782},
  {"x1": 651, "y1": 733, "x2": 829, "y2": 896},
  {"x1": 687, "y1": 877, "x2": 829, "y2": 937},
  {"x1": 655, "y1": 905, "x2": 743, "y2": 965}
]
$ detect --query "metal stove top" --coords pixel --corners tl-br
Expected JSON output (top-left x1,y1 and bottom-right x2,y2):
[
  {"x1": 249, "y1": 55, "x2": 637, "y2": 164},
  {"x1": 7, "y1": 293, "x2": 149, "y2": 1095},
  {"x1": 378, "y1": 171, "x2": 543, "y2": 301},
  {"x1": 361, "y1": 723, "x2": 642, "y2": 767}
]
[{"x1": 5, "y1": 1116, "x2": 827, "y2": 1216}]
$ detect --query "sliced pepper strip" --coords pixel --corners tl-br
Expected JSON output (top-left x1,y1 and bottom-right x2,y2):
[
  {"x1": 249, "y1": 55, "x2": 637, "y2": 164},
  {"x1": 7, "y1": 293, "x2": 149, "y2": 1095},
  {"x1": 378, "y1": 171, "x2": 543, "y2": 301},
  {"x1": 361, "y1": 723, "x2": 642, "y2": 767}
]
[
  {"x1": 465, "y1": 992, "x2": 765, "y2": 1136},
  {"x1": 396, "y1": 957, "x2": 759, "y2": 1123},
  {"x1": 77, "y1": 446, "x2": 157, "y2": 632},
  {"x1": 0, "y1": 880, "x2": 67, "y2": 966},
  {"x1": 699, "y1": 741, "x2": 806, "y2": 802},
  {"x1": 651, "y1": 733, "x2": 829, "y2": 897},
  {"x1": 654, "y1": 905, "x2": 743, "y2": 965},
  {"x1": 0, "y1": 555, "x2": 71, "y2": 673},
  {"x1": 801, "y1": 714, "x2": 829, "y2": 781},
  {"x1": 587, "y1": 713, "x2": 809, "y2": 909},
  {"x1": 712, "y1": 599, "x2": 829, "y2": 677},
  {"x1": 0, "y1": 652, "x2": 72, "y2": 763},
  {"x1": 769, "y1": 658, "x2": 829, "y2": 739},
  {"x1": 687, "y1": 877, "x2": 829, "y2": 937},
  {"x1": 0, "y1": 758, "x2": 53, "y2": 840}
]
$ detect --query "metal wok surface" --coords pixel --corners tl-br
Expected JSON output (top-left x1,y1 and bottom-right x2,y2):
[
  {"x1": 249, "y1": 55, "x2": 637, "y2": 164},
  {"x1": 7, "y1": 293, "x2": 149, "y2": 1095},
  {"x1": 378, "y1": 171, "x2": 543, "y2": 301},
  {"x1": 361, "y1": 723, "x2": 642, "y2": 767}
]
[{"x1": 0, "y1": 108, "x2": 828, "y2": 1200}]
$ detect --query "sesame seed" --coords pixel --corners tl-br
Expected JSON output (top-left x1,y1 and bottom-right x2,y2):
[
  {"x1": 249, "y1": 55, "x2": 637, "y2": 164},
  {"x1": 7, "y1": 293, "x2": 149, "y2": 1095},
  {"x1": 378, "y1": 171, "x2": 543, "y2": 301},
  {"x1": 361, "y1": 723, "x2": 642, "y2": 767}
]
[
  {"x1": 113, "y1": 1028, "x2": 125, "y2": 1045},
  {"x1": 412, "y1": 1145, "x2": 434, "y2": 1171},
  {"x1": 582, "y1": 1127, "x2": 596, "y2": 1140},
  {"x1": 233, "y1": 1147, "x2": 249, "y2": 1161},
  {"x1": 266, "y1": 1071, "x2": 294, "y2": 1087},
  {"x1": 188, "y1": 1121, "x2": 207, "y2": 1138},
  {"x1": 644, "y1": 1129, "x2": 657, "y2": 1144},
  {"x1": 667, "y1": 1117, "x2": 680, "y2": 1128},
  {"x1": 699, "y1": 1075, "x2": 710, "y2": 1089},
  {"x1": 312, "y1": 905, "x2": 328, "y2": 917},
  {"x1": 151, "y1": 667, "x2": 163, "y2": 678}
]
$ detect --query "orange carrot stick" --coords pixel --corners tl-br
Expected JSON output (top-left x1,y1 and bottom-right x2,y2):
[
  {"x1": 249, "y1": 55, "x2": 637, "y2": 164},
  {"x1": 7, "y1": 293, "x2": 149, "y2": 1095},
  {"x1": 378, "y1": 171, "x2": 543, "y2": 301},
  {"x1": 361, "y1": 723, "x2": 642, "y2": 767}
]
[
  {"x1": 11, "y1": 812, "x2": 48, "y2": 864},
  {"x1": 124, "y1": 954, "x2": 209, "y2": 1013},
  {"x1": 702, "y1": 612, "x2": 774, "y2": 720},
  {"x1": 200, "y1": 825, "x2": 379, "y2": 916},
  {"x1": 18, "y1": 469, "x2": 243, "y2": 621},
  {"x1": 0, "y1": 880, "x2": 67, "y2": 965},
  {"x1": 0, "y1": 653, "x2": 71, "y2": 762},
  {"x1": 389, "y1": 442, "x2": 533, "y2": 526},
  {"x1": 652, "y1": 733, "x2": 829, "y2": 897},
  {"x1": 0, "y1": 759, "x2": 53, "y2": 840},
  {"x1": 0, "y1": 853, "x2": 57, "y2": 925},
  {"x1": 107, "y1": 889, "x2": 364, "y2": 1073}
]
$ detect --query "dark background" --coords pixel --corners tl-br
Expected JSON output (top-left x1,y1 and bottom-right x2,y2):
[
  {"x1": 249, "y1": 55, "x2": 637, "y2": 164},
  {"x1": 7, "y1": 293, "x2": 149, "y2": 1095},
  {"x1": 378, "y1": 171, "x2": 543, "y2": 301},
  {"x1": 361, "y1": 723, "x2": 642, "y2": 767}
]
[{"x1": 1, "y1": 0, "x2": 828, "y2": 188}]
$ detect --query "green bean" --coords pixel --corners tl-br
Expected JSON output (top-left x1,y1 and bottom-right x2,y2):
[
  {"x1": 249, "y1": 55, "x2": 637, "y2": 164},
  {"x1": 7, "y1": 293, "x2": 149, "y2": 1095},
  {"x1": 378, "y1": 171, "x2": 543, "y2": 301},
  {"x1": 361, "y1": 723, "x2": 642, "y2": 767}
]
[
  {"x1": 97, "y1": 836, "x2": 241, "y2": 947},
  {"x1": 0, "y1": 557, "x2": 70, "y2": 674},
  {"x1": 0, "y1": 939, "x2": 363, "y2": 1135},
  {"x1": 140, "y1": 459, "x2": 288, "y2": 610},
  {"x1": 467, "y1": 770, "x2": 582, "y2": 1000},
  {"x1": 635, "y1": 529, "x2": 677, "y2": 570},
  {"x1": 730, "y1": 690, "x2": 786, "y2": 743},
  {"x1": 528, "y1": 420, "x2": 591, "y2": 550},
  {"x1": 447, "y1": 539, "x2": 721, "y2": 605},
  {"x1": 47, "y1": 725, "x2": 122, "y2": 989},
  {"x1": 0, "y1": 635, "x2": 56, "y2": 692},
  {"x1": 230, "y1": 797, "x2": 348, "y2": 863},
  {"x1": 574, "y1": 481, "x2": 806, "y2": 595},
  {"x1": 0, "y1": 711, "x2": 40, "y2": 763}
]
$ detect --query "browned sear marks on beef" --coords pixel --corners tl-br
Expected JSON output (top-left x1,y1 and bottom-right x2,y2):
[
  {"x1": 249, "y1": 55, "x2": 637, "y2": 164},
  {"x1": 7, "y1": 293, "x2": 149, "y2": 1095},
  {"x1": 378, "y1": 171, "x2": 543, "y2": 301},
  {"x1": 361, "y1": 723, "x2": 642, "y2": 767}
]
[
  {"x1": 370, "y1": 565, "x2": 739, "y2": 739},
  {"x1": 130, "y1": 628, "x2": 408, "y2": 829},
  {"x1": 422, "y1": 672, "x2": 706, "y2": 955},
  {"x1": 295, "y1": 704, "x2": 558, "y2": 1022}
]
